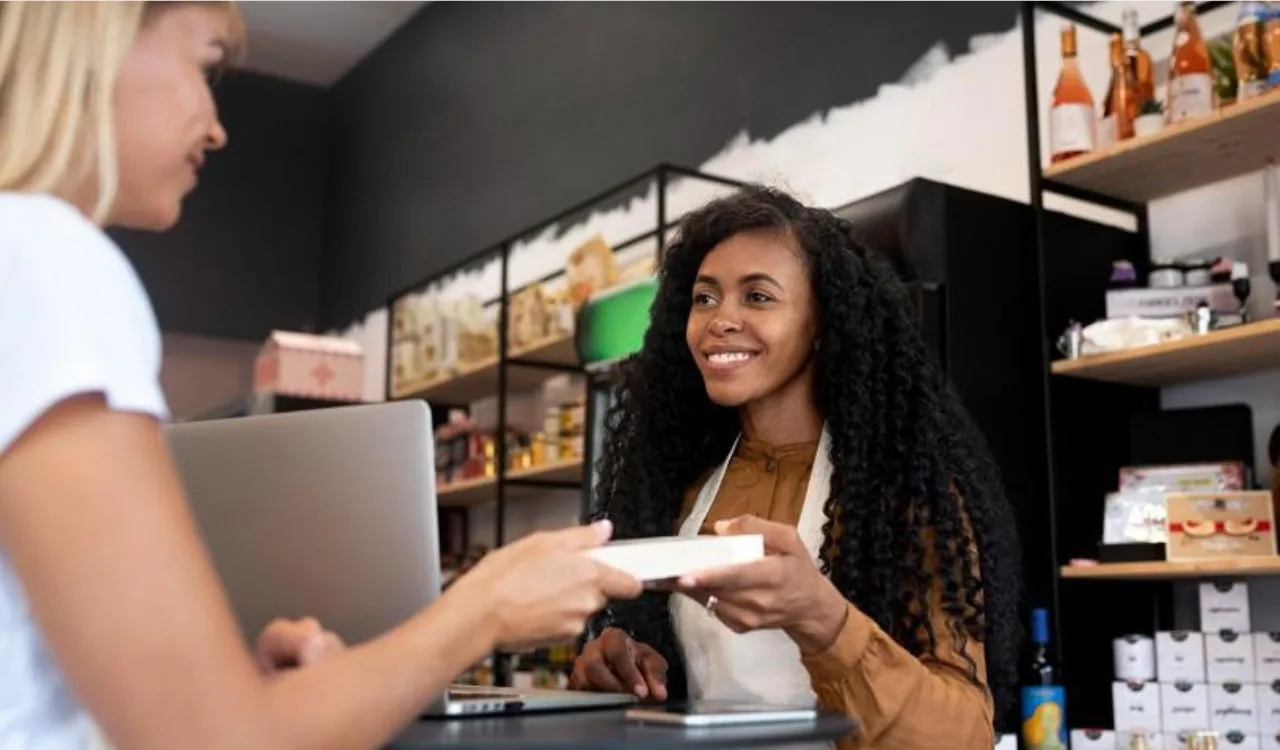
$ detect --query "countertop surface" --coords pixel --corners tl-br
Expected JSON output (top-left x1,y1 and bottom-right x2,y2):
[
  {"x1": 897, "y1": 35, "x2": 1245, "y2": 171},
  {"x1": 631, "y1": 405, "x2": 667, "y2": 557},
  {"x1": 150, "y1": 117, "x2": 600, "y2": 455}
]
[{"x1": 388, "y1": 707, "x2": 855, "y2": 749}]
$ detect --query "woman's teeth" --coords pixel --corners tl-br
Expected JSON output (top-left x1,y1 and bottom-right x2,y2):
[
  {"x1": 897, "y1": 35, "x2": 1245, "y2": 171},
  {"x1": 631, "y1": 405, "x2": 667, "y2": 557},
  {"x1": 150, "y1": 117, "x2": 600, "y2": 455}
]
[{"x1": 708, "y1": 352, "x2": 753, "y2": 364}]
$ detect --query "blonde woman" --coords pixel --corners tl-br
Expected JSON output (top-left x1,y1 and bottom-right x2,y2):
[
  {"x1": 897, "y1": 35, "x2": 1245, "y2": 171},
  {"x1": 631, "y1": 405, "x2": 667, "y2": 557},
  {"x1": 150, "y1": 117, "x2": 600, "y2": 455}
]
[{"x1": 0, "y1": 3, "x2": 642, "y2": 749}]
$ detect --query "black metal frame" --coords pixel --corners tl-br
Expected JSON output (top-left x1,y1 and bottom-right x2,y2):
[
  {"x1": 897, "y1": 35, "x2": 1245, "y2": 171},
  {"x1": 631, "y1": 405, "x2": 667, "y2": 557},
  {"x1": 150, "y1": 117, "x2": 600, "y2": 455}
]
[
  {"x1": 383, "y1": 163, "x2": 745, "y2": 685},
  {"x1": 1018, "y1": 0, "x2": 1225, "y2": 693}
]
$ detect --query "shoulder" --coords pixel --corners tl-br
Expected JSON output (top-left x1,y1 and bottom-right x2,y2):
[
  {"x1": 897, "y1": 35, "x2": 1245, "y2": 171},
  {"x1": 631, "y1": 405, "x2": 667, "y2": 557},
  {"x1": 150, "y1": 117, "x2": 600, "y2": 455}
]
[{"x1": 0, "y1": 192, "x2": 167, "y2": 452}]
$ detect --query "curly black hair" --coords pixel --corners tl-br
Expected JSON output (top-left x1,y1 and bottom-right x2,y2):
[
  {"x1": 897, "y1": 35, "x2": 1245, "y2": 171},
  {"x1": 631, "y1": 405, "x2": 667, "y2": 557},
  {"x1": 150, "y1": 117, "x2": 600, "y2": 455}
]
[{"x1": 587, "y1": 184, "x2": 1022, "y2": 720}]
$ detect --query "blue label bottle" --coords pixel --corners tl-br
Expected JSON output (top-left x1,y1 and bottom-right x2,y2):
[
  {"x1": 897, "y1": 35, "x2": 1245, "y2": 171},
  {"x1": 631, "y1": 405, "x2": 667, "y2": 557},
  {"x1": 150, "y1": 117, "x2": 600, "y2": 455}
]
[{"x1": 1020, "y1": 608, "x2": 1066, "y2": 750}]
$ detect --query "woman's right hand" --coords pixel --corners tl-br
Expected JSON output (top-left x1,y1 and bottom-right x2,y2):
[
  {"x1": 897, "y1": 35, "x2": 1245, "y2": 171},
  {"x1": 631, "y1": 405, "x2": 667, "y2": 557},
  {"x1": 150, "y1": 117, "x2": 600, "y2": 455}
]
[
  {"x1": 568, "y1": 627, "x2": 668, "y2": 700},
  {"x1": 446, "y1": 520, "x2": 643, "y2": 652}
]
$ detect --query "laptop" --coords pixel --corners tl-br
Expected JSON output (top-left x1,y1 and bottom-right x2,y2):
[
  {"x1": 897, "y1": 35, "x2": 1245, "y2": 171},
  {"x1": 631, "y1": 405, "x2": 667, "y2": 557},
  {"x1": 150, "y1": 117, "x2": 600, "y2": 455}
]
[{"x1": 164, "y1": 400, "x2": 635, "y2": 717}]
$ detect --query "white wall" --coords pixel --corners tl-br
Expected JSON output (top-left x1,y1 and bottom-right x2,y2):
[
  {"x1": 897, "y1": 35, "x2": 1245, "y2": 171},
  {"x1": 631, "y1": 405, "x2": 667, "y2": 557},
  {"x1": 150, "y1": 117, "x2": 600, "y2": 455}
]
[{"x1": 336, "y1": 2, "x2": 1280, "y2": 545}]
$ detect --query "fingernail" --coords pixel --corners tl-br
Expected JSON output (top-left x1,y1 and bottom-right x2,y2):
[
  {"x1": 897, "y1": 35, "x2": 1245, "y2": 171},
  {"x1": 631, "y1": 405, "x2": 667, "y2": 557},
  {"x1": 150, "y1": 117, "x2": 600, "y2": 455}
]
[
  {"x1": 635, "y1": 684, "x2": 648, "y2": 698},
  {"x1": 592, "y1": 519, "x2": 613, "y2": 541},
  {"x1": 302, "y1": 635, "x2": 325, "y2": 664},
  {"x1": 677, "y1": 575, "x2": 695, "y2": 587}
]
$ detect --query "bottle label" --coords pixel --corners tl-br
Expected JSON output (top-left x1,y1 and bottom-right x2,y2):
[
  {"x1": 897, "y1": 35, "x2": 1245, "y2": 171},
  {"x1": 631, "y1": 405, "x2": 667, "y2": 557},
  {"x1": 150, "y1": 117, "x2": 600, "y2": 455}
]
[
  {"x1": 1049, "y1": 104, "x2": 1095, "y2": 157},
  {"x1": 1169, "y1": 73, "x2": 1213, "y2": 123},
  {"x1": 1021, "y1": 685, "x2": 1067, "y2": 750},
  {"x1": 1097, "y1": 115, "x2": 1116, "y2": 148}
]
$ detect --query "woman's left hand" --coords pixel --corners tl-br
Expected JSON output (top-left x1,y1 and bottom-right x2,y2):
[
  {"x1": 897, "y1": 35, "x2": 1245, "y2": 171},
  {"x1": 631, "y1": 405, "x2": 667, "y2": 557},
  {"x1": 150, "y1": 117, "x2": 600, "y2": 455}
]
[
  {"x1": 671, "y1": 516, "x2": 849, "y2": 655},
  {"x1": 254, "y1": 617, "x2": 346, "y2": 677}
]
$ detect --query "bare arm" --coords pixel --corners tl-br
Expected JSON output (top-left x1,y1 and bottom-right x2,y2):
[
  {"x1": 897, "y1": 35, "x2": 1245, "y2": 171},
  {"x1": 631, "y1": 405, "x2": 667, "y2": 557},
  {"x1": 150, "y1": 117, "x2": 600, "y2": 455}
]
[{"x1": 0, "y1": 396, "x2": 500, "y2": 750}]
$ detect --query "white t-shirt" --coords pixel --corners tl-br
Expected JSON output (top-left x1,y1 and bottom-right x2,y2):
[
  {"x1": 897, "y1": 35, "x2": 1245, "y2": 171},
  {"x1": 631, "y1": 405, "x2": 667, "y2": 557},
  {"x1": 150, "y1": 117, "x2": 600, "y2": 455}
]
[{"x1": 0, "y1": 192, "x2": 169, "y2": 749}]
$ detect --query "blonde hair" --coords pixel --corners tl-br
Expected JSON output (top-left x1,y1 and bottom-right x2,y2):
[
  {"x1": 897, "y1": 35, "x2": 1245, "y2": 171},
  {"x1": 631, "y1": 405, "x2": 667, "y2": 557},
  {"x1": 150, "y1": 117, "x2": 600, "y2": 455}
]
[{"x1": 0, "y1": 2, "x2": 242, "y2": 224}]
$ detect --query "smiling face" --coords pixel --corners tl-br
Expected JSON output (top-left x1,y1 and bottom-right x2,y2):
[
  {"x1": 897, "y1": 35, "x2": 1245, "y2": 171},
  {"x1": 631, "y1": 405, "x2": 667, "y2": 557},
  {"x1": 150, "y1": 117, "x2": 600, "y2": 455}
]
[
  {"x1": 685, "y1": 229, "x2": 819, "y2": 408},
  {"x1": 109, "y1": 4, "x2": 237, "y2": 230}
]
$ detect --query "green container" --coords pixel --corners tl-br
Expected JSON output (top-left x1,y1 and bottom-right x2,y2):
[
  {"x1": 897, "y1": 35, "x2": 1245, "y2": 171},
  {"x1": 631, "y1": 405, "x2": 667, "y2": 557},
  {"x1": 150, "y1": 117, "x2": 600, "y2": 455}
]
[{"x1": 574, "y1": 276, "x2": 658, "y2": 368}]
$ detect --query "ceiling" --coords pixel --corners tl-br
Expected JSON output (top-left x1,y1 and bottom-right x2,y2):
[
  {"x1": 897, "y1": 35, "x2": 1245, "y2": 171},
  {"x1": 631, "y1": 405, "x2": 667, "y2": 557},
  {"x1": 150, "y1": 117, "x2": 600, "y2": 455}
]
[{"x1": 236, "y1": 1, "x2": 427, "y2": 87}]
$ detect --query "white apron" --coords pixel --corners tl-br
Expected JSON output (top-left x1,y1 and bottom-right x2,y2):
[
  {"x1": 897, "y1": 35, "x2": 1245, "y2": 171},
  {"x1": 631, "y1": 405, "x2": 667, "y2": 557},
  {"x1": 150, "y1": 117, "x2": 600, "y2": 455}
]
[{"x1": 670, "y1": 427, "x2": 833, "y2": 706}]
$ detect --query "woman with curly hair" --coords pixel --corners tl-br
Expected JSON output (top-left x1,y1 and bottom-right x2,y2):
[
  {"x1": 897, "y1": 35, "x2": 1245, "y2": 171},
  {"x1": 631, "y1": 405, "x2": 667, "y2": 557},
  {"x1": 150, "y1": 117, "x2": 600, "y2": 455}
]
[{"x1": 568, "y1": 185, "x2": 1021, "y2": 749}]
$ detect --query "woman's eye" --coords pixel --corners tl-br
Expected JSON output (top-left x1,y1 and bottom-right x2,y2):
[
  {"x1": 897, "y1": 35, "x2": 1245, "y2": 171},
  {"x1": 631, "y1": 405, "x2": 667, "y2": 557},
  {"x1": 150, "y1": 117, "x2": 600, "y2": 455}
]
[
  {"x1": 693, "y1": 292, "x2": 717, "y2": 307},
  {"x1": 746, "y1": 291, "x2": 772, "y2": 304}
]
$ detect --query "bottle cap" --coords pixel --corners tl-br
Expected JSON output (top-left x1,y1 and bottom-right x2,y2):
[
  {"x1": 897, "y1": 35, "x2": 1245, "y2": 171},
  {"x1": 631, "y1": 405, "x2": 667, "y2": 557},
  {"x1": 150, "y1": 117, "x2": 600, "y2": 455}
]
[{"x1": 1032, "y1": 608, "x2": 1050, "y2": 645}]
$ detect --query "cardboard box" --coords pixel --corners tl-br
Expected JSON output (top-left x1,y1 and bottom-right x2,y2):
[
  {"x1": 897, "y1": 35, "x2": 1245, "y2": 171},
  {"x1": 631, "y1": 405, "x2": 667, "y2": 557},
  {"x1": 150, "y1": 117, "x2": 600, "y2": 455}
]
[
  {"x1": 1167, "y1": 492, "x2": 1277, "y2": 562},
  {"x1": 1070, "y1": 729, "x2": 1116, "y2": 750},
  {"x1": 1256, "y1": 635, "x2": 1280, "y2": 685},
  {"x1": 1115, "y1": 680, "x2": 1163, "y2": 733},
  {"x1": 253, "y1": 331, "x2": 364, "y2": 402},
  {"x1": 1211, "y1": 682, "x2": 1261, "y2": 734},
  {"x1": 1258, "y1": 681, "x2": 1280, "y2": 733},
  {"x1": 1159, "y1": 631, "x2": 1208, "y2": 683},
  {"x1": 1162, "y1": 682, "x2": 1211, "y2": 734},
  {"x1": 1208, "y1": 631, "x2": 1257, "y2": 684},
  {"x1": 1201, "y1": 582, "x2": 1253, "y2": 634}
]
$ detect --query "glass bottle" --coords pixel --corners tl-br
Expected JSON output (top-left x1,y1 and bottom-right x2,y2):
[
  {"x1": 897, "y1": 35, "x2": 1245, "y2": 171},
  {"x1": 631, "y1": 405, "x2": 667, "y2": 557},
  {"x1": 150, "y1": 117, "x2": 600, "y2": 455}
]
[
  {"x1": 1021, "y1": 608, "x2": 1067, "y2": 750},
  {"x1": 1167, "y1": 1, "x2": 1214, "y2": 124},
  {"x1": 1101, "y1": 32, "x2": 1139, "y2": 146},
  {"x1": 1235, "y1": 2, "x2": 1269, "y2": 100},
  {"x1": 1122, "y1": 8, "x2": 1155, "y2": 105},
  {"x1": 1049, "y1": 23, "x2": 1096, "y2": 163},
  {"x1": 1266, "y1": 4, "x2": 1280, "y2": 89}
]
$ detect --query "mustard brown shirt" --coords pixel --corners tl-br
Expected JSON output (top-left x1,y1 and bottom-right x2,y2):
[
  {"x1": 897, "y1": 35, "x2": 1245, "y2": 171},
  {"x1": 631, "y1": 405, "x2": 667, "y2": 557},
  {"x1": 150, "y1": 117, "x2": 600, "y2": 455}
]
[{"x1": 677, "y1": 434, "x2": 994, "y2": 750}]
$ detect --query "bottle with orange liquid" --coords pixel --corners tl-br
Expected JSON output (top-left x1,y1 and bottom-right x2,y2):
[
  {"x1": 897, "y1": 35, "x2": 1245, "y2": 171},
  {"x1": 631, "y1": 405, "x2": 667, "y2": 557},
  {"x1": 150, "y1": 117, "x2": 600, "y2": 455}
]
[
  {"x1": 1235, "y1": 2, "x2": 1269, "y2": 100},
  {"x1": 1101, "y1": 32, "x2": 1140, "y2": 146},
  {"x1": 1049, "y1": 23, "x2": 1095, "y2": 164},
  {"x1": 1167, "y1": 1, "x2": 1214, "y2": 124},
  {"x1": 1122, "y1": 8, "x2": 1155, "y2": 105}
]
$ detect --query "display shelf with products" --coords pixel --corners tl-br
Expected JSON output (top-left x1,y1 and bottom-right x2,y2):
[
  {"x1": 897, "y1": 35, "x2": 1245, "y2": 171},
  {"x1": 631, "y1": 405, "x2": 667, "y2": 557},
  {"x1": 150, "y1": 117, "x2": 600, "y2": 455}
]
[
  {"x1": 1020, "y1": 0, "x2": 1280, "y2": 730},
  {"x1": 1061, "y1": 557, "x2": 1280, "y2": 580},
  {"x1": 1049, "y1": 317, "x2": 1280, "y2": 385},
  {"x1": 384, "y1": 163, "x2": 745, "y2": 687}
]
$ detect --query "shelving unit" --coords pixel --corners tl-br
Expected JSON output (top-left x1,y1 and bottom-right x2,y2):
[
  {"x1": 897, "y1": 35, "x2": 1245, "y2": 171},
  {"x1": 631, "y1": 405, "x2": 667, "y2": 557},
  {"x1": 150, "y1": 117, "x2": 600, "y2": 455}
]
[
  {"x1": 1020, "y1": 0, "x2": 1277, "y2": 727},
  {"x1": 1050, "y1": 318, "x2": 1280, "y2": 386},
  {"x1": 384, "y1": 163, "x2": 745, "y2": 686},
  {"x1": 1044, "y1": 89, "x2": 1280, "y2": 202},
  {"x1": 1061, "y1": 558, "x2": 1280, "y2": 581}
]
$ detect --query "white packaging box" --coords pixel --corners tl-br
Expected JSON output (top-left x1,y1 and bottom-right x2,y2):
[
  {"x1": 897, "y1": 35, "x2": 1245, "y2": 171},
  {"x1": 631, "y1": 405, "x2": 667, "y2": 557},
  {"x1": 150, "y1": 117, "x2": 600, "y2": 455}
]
[
  {"x1": 1259, "y1": 730, "x2": 1280, "y2": 749},
  {"x1": 585, "y1": 534, "x2": 764, "y2": 581},
  {"x1": 1219, "y1": 732, "x2": 1263, "y2": 750},
  {"x1": 1201, "y1": 582, "x2": 1252, "y2": 634},
  {"x1": 1211, "y1": 682, "x2": 1261, "y2": 734},
  {"x1": 1159, "y1": 632, "x2": 1208, "y2": 683},
  {"x1": 1071, "y1": 729, "x2": 1116, "y2": 750},
  {"x1": 993, "y1": 733, "x2": 1018, "y2": 750},
  {"x1": 1257, "y1": 681, "x2": 1280, "y2": 733},
  {"x1": 1256, "y1": 634, "x2": 1280, "y2": 684},
  {"x1": 1208, "y1": 632, "x2": 1257, "y2": 685},
  {"x1": 1115, "y1": 680, "x2": 1163, "y2": 733},
  {"x1": 1162, "y1": 682, "x2": 1211, "y2": 734}
]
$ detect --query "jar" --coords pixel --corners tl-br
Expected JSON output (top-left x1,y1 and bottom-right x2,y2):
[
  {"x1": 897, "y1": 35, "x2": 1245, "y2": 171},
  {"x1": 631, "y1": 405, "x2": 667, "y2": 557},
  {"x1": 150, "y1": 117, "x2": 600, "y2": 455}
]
[{"x1": 1148, "y1": 263, "x2": 1184, "y2": 288}]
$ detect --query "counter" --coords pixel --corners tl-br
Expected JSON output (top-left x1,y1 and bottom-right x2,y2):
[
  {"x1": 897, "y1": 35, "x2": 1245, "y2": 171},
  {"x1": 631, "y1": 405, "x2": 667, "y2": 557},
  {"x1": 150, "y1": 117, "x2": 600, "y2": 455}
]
[{"x1": 389, "y1": 707, "x2": 855, "y2": 749}]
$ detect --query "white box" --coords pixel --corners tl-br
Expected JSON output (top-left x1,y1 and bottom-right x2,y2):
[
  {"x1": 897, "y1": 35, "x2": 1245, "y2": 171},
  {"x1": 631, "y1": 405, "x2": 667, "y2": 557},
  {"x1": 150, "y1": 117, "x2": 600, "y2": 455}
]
[
  {"x1": 1115, "y1": 680, "x2": 1163, "y2": 732},
  {"x1": 1158, "y1": 632, "x2": 1208, "y2": 683},
  {"x1": 1201, "y1": 582, "x2": 1252, "y2": 634},
  {"x1": 585, "y1": 534, "x2": 764, "y2": 581},
  {"x1": 1257, "y1": 681, "x2": 1280, "y2": 733},
  {"x1": 1211, "y1": 682, "x2": 1261, "y2": 734},
  {"x1": 1071, "y1": 729, "x2": 1116, "y2": 750},
  {"x1": 1162, "y1": 682, "x2": 1211, "y2": 734},
  {"x1": 993, "y1": 733, "x2": 1018, "y2": 750},
  {"x1": 1260, "y1": 730, "x2": 1280, "y2": 749},
  {"x1": 1220, "y1": 733, "x2": 1263, "y2": 750},
  {"x1": 1256, "y1": 634, "x2": 1280, "y2": 684},
  {"x1": 1208, "y1": 632, "x2": 1257, "y2": 685}
]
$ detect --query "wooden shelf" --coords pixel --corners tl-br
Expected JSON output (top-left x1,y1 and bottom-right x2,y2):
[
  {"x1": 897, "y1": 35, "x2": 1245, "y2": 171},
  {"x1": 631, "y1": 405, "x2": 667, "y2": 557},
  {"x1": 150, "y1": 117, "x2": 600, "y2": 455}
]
[
  {"x1": 1044, "y1": 91, "x2": 1280, "y2": 203},
  {"x1": 392, "y1": 333, "x2": 580, "y2": 403},
  {"x1": 437, "y1": 458, "x2": 584, "y2": 507},
  {"x1": 1061, "y1": 557, "x2": 1280, "y2": 581},
  {"x1": 1049, "y1": 319, "x2": 1280, "y2": 387}
]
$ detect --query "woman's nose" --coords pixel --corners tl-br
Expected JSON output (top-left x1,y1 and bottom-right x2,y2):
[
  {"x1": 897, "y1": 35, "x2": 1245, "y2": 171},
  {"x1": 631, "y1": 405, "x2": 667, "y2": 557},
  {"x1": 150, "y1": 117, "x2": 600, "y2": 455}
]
[{"x1": 709, "y1": 317, "x2": 742, "y2": 335}]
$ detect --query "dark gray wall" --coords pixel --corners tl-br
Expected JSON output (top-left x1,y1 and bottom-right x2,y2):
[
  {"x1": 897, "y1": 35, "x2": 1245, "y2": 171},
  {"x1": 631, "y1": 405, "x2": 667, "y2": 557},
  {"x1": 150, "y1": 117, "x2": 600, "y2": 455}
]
[
  {"x1": 321, "y1": 1, "x2": 1020, "y2": 329},
  {"x1": 113, "y1": 70, "x2": 330, "y2": 341}
]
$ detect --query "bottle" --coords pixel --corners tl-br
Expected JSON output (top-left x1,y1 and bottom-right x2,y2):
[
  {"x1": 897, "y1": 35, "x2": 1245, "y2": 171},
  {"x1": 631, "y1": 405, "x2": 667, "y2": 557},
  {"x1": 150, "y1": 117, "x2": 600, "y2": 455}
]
[
  {"x1": 1266, "y1": 4, "x2": 1280, "y2": 90},
  {"x1": 1101, "y1": 32, "x2": 1139, "y2": 146},
  {"x1": 1122, "y1": 8, "x2": 1155, "y2": 105},
  {"x1": 1021, "y1": 608, "x2": 1067, "y2": 750},
  {"x1": 1049, "y1": 23, "x2": 1095, "y2": 164},
  {"x1": 1167, "y1": 1, "x2": 1214, "y2": 124},
  {"x1": 1235, "y1": 2, "x2": 1269, "y2": 100}
]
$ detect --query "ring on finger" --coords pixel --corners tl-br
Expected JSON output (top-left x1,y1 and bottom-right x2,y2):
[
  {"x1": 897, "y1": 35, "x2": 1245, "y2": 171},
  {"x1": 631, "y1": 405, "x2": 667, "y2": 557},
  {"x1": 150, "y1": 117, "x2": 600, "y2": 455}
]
[{"x1": 704, "y1": 595, "x2": 719, "y2": 615}]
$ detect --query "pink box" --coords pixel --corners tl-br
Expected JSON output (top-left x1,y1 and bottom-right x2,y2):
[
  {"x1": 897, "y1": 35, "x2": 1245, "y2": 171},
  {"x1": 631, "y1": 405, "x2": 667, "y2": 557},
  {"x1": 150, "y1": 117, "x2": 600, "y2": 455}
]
[{"x1": 253, "y1": 331, "x2": 364, "y2": 402}]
